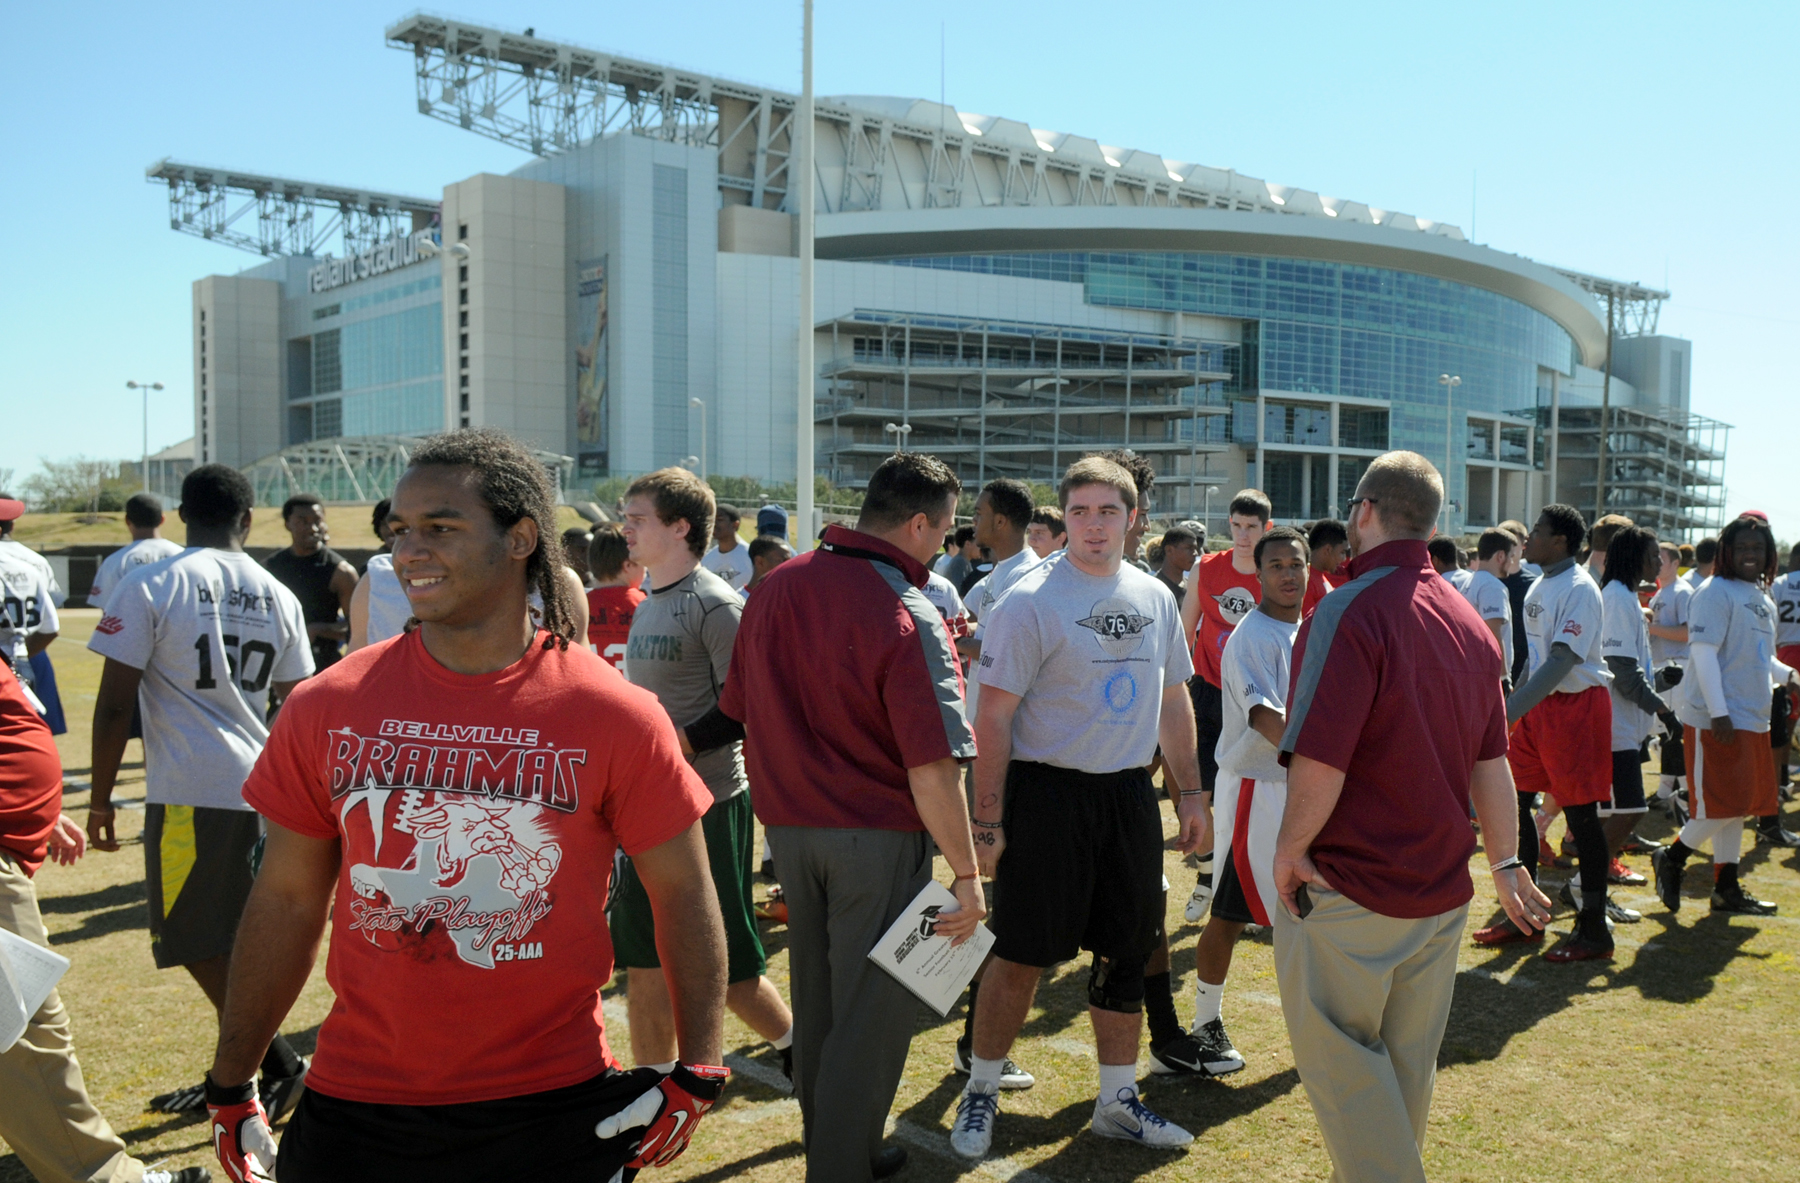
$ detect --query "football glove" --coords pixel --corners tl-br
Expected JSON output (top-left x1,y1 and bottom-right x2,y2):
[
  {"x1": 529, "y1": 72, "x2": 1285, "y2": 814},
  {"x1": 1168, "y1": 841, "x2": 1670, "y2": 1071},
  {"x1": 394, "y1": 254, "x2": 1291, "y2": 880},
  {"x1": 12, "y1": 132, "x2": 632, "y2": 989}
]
[
  {"x1": 205, "y1": 1074, "x2": 278, "y2": 1183},
  {"x1": 595, "y1": 1062, "x2": 730, "y2": 1169}
]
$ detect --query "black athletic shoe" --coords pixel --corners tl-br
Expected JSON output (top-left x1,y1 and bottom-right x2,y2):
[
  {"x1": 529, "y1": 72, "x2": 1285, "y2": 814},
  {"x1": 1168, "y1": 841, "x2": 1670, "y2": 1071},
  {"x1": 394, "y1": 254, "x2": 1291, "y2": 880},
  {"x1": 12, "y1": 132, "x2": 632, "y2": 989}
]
[
  {"x1": 871, "y1": 1146, "x2": 909, "y2": 1179},
  {"x1": 952, "y1": 1036, "x2": 1035, "y2": 1089},
  {"x1": 1621, "y1": 832, "x2": 1665, "y2": 856},
  {"x1": 259, "y1": 1055, "x2": 309, "y2": 1124},
  {"x1": 1149, "y1": 1022, "x2": 1245, "y2": 1077},
  {"x1": 1652, "y1": 848, "x2": 1685, "y2": 913},
  {"x1": 1711, "y1": 884, "x2": 1779, "y2": 915},
  {"x1": 1755, "y1": 820, "x2": 1800, "y2": 848},
  {"x1": 148, "y1": 1081, "x2": 207, "y2": 1113}
]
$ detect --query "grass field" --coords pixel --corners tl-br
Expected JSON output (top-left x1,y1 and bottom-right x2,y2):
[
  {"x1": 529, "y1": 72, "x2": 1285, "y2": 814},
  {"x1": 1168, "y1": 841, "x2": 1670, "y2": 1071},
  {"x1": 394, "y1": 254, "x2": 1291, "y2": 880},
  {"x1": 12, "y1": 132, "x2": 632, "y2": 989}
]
[
  {"x1": 7, "y1": 505, "x2": 595, "y2": 554},
  {"x1": 6, "y1": 610, "x2": 1799, "y2": 1181}
]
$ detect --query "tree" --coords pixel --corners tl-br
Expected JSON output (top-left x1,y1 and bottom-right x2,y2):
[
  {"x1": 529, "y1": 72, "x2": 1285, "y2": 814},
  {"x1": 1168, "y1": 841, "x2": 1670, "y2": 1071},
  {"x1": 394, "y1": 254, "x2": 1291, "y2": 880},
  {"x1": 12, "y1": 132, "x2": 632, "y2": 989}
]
[
  {"x1": 0, "y1": 467, "x2": 15, "y2": 496},
  {"x1": 21, "y1": 456, "x2": 134, "y2": 514}
]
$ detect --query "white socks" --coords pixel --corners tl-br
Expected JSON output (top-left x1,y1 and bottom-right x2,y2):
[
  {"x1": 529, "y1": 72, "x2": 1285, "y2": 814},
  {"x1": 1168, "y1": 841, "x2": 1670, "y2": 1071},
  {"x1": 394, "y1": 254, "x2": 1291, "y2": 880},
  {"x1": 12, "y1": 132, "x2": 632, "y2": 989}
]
[
  {"x1": 969, "y1": 1055, "x2": 1005, "y2": 1093},
  {"x1": 772, "y1": 1026, "x2": 794, "y2": 1051},
  {"x1": 647, "y1": 1061, "x2": 676, "y2": 1074},
  {"x1": 1678, "y1": 816, "x2": 1744, "y2": 862},
  {"x1": 1193, "y1": 979, "x2": 1224, "y2": 1028},
  {"x1": 1098, "y1": 1062, "x2": 1138, "y2": 1102}
]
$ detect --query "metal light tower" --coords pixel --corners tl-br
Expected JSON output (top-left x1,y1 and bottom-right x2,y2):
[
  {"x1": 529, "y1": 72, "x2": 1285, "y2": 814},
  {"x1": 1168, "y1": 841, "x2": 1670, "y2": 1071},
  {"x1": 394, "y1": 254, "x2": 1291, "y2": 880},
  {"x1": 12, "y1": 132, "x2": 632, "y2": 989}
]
[
  {"x1": 795, "y1": 0, "x2": 816, "y2": 550},
  {"x1": 1438, "y1": 374, "x2": 1461, "y2": 534},
  {"x1": 126, "y1": 381, "x2": 164, "y2": 494},
  {"x1": 883, "y1": 422, "x2": 913, "y2": 453}
]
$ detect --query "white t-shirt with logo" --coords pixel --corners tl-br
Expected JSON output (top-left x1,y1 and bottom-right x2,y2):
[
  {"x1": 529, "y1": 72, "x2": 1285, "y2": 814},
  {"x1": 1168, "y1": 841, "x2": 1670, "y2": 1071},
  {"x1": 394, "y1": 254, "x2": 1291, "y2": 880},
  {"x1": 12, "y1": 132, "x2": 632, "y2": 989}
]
[
  {"x1": 1444, "y1": 568, "x2": 1474, "y2": 595},
  {"x1": 1600, "y1": 578, "x2": 1656, "y2": 750},
  {"x1": 1459, "y1": 569, "x2": 1513, "y2": 675},
  {"x1": 1215, "y1": 607, "x2": 1299, "y2": 786},
  {"x1": 1648, "y1": 575, "x2": 1693, "y2": 667},
  {"x1": 89, "y1": 537, "x2": 185, "y2": 611},
  {"x1": 700, "y1": 543, "x2": 751, "y2": 593},
  {"x1": 1676, "y1": 575, "x2": 1780, "y2": 732},
  {"x1": 978, "y1": 557, "x2": 1192, "y2": 774},
  {"x1": 1771, "y1": 570, "x2": 1800, "y2": 651},
  {"x1": 1521, "y1": 560, "x2": 1609, "y2": 694},
  {"x1": 88, "y1": 548, "x2": 314, "y2": 810},
  {"x1": 0, "y1": 550, "x2": 58, "y2": 684},
  {"x1": 0, "y1": 540, "x2": 64, "y2": 607}
]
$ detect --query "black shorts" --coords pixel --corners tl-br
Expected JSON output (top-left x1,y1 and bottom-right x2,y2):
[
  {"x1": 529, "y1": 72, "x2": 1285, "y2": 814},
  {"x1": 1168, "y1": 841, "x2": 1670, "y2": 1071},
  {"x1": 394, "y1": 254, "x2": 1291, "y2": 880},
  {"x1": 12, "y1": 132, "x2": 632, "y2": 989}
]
[
  {"x1": 277, "y1": 1067, "x2": 660, "y2": 1183},
  {"x1": 1601, "y1": 747, "x2": 1648, "y2": 817},
  {"x1": 1209, "y1": 849, "x2": 1255, "y2": 925},
  {"x1": 990, "y1": 762, "x2": 1164, "y2": 967},
  {"x1": 1190, "y1": 677, "x2": 1223, "y2": 795},
  {"x1": 144, "y1": 804, "x2": 261, "y2": 969},
  {"x1": 1773, "y1": 687, "x2": 1794, "y2": 750},
  {"x1": 1661, "y1": 718, "x2": 1686, "y2": 776}
]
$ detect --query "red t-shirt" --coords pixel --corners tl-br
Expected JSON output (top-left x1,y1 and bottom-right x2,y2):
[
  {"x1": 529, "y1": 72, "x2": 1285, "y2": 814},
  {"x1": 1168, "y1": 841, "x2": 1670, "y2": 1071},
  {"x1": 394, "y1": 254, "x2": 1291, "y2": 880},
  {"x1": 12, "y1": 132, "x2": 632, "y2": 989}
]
[
  {"x1": 0, "y1": 666, "x2": 62, "y2": 877},
  {"x1": 1303, "y1": 569, "x2": 1333, "y2": 617},
  {"x1": 1193, "y1": 550, "x2": 1263, "y2": 686},
  {"x1": 587, "y1": 585, "x2": 647, "y2": 671},
  {"x1": 242, "y1": 629, "x2": 710, "y2": 1106},
  {"x1": 1279, "y1": 539, "x2": 1509, "y2": 918}
]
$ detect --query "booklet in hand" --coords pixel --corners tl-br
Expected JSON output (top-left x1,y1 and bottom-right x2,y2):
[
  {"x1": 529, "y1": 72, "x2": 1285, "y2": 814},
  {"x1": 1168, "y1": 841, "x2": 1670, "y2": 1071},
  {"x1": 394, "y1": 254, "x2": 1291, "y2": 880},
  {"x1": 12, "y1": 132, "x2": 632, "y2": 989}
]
[{"x1": 866, "y1": 879, "x2": 994, "y2": 1017}]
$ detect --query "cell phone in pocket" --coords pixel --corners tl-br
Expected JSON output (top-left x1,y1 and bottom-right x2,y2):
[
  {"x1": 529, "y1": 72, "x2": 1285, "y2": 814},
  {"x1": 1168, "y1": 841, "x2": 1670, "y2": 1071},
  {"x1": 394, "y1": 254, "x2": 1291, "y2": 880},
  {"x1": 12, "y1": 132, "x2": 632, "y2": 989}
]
[{"x1": 1294, "y1": 883, "x2": 1314, "y2": 919}]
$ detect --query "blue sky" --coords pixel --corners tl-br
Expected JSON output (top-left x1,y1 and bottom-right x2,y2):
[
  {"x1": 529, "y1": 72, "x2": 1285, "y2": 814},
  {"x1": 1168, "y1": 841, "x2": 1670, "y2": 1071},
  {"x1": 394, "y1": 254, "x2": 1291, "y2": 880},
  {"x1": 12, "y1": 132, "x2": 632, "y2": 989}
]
[{"x1": 3, "y1": 2, "x2": 1794, "y2": 528}]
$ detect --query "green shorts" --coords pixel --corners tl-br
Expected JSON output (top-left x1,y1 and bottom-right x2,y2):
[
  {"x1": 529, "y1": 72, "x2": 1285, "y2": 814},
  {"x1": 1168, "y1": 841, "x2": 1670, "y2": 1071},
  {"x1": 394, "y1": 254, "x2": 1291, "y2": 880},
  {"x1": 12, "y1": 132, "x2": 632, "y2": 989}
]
[{"x1": 608, "y1": 790, "x2": 766, "y2": 984}]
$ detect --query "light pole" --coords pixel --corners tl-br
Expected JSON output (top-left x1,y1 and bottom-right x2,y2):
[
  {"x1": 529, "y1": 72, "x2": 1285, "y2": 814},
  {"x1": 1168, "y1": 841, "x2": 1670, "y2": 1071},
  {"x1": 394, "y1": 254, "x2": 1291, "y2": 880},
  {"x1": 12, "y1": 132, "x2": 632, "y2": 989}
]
[
  {"x1": 125, "y1": 381, "x2": 164, "y2": 494},
  {"x1": 883, "y1": 422, "x2": 913, "y2": 453},
  {"x1": 795, "y1": 0, "x2": 815, "y2": 550},
  {"x1": 689, "y1": 396, "x2": 707, "y2": 479},
  {"x1": 1438, "y1": 374, "x2": 1461, "y2": 534},
  {"x1": 1196, "y1": 480, "x2": 1223, "y2": 535}
]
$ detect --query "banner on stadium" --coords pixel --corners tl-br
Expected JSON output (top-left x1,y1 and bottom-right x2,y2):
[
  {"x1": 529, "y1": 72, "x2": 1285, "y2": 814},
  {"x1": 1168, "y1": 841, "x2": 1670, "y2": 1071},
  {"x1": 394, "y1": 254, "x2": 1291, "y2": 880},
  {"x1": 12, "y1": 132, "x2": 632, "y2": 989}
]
[{"x1": 575, "y1": 257, "x2": 609, "y2": 478}]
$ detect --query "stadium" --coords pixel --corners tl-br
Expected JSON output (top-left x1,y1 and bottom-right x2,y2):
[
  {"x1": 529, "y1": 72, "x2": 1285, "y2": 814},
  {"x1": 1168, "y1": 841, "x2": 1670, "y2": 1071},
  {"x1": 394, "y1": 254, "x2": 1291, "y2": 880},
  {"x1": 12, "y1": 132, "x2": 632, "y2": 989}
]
[{"x1": 160, "y1": 13, "x2": 1727, "y2": 538}]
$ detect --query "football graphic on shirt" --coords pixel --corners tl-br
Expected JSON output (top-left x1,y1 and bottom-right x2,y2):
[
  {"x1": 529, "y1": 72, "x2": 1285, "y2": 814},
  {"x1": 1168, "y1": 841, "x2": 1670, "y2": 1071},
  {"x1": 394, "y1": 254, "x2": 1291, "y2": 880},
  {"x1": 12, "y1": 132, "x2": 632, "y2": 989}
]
[
  {"x1": 1214, "y1": 586, "x2": 1256, "y2": 628},
  {"x1": 1077, "y1": 597, "x2": 1155, "y2": 659}
]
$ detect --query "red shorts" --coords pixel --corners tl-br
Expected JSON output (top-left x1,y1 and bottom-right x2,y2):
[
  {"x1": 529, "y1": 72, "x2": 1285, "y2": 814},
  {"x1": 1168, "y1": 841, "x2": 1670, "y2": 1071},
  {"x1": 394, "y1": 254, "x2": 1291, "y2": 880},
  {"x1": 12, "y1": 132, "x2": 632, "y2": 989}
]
[
  {"x1": 1779, "y1": 646, "x2": 1800, "y2": 678},
  {"x1": 1508, "y1": 685, "x2": 1613, "y2": 807},
  {"x1": 1686, "y1": 724, "x2": 1777, "y2": 820}
]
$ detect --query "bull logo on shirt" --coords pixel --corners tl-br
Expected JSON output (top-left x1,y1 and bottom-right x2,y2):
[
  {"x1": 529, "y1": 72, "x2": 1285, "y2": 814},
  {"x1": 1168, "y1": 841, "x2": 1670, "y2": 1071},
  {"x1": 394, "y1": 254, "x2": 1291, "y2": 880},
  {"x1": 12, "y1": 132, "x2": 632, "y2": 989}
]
[
  {"x1": 1214, "y1": 586, "x2": 1256, "y2": 627},
  {"x1": 1077, "y1": 597, "x2": 1155, "y2": 659}
]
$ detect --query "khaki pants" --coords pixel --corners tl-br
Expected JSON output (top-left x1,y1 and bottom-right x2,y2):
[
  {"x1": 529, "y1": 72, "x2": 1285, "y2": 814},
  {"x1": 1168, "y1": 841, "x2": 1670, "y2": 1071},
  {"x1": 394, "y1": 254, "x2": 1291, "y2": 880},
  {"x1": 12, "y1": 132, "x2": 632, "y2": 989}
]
[
  {"x1": 1274, "y1": 885, "x2": 1466, "y2": 1183},
  {"x1": 0, "y1": 851, "x2": 142, "y2": 1183}
]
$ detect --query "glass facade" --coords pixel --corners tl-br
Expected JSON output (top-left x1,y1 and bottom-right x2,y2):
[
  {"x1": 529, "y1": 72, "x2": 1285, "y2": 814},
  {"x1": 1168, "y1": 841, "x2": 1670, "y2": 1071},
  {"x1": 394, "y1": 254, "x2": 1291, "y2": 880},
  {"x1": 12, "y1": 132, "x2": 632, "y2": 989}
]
[
  {"x1": 652, "y1": 165, "x2": 689, "y2": 466},
  {"x1": 888, "y1": 252, "x2": 1578, "y2": 512},
  {"x1": 290, "y1": 301, "x2": 444, "y2": 443}
]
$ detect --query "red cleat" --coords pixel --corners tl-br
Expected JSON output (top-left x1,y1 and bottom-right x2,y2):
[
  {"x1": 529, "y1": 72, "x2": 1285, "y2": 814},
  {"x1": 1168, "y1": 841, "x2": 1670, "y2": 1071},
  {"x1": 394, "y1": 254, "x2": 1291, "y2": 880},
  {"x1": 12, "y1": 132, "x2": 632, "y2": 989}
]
[
  {"x1": 1473, "y1": 919, "x2": 1545, "y2": 946},
  {"x1": 1608, "y1": 858, "x2": 1647, "y2": 886}
]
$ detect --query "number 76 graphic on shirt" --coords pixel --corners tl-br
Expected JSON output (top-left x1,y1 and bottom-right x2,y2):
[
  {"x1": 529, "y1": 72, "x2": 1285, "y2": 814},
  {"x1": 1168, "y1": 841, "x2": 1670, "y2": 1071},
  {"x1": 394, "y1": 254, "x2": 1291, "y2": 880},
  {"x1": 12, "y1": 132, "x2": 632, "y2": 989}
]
[{"x1": 193, "y1": 633, "x2": 276, "y2": 692}]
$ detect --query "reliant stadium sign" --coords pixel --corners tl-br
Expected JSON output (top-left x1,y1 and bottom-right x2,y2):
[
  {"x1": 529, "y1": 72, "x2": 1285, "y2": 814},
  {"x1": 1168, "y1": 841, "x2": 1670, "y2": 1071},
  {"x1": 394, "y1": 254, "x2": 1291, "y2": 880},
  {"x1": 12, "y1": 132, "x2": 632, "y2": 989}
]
[{"x1": 308, "y1": 231, "x2": 435, "y2": 293}]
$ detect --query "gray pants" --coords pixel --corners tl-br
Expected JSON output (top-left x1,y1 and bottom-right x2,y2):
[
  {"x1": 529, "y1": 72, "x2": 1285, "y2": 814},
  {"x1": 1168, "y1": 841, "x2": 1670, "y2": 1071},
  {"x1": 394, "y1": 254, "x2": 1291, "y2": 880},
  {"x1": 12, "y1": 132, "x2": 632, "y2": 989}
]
[
  {"x1": 1273, "y1": 885, "x2": 1466, "y2": 1183},
  {"x1": 768, "y1": 826, "x2": 931, "y2": 1183}
]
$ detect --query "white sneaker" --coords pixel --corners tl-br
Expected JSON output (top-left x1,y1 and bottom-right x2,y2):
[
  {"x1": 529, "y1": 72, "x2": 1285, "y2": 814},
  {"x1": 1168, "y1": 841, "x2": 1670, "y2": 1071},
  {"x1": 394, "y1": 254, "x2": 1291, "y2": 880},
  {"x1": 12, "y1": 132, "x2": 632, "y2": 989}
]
[
  {"x1": 950, "y1": 1082, "x2": 1000, "y2": 1158},
  {"x1": 1091, "y1": 1087, "x2": 1193, "y2": 1148},
  {"x1": 1183, "y1": 858, "x2": 1214, "y2": 923}
]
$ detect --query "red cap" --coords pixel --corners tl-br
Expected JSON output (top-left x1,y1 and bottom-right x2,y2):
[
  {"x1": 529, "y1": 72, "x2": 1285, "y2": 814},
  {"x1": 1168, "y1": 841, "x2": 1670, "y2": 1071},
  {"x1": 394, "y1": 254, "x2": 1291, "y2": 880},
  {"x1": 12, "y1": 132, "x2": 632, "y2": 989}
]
[
  {"x1": 1740, "y1": 509, "x2": 1770, "y2": 523},
  {"x1": 0, "y1": 499, "x2": 25, "y2": 522}
]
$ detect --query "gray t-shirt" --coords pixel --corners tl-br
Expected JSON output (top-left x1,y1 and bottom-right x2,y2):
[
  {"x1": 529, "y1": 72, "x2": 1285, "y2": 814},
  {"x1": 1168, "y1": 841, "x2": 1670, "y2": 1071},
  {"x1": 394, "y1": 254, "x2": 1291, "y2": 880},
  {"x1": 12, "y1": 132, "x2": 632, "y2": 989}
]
[
  {"x1": 625, "y1": 565, "x2": 746, "y2": 802},
  {"x1": 1675, "y1": 575, "x2": 1780, "y2": 732},
  {"x1": 977, "y1": 557, "x2": 1193, "y2": 774}
]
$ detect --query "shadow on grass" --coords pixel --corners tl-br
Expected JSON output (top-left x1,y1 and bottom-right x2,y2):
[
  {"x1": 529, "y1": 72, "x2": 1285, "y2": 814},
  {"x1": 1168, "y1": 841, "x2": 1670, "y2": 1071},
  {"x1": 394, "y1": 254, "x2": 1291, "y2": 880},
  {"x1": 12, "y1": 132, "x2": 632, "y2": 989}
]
[
  {"x1": 1441, "y1": 904, "x2": 1765, "y2": 1068},
  {"x1": 47, "y1": 901, "x2": 147, "y2": 946},
  {"x1": 679, "y1": 1139, "x2": 805, "y2": 1181},
  {"x1": 37, "y1": 879, "x2": 145, "y2": 915}
]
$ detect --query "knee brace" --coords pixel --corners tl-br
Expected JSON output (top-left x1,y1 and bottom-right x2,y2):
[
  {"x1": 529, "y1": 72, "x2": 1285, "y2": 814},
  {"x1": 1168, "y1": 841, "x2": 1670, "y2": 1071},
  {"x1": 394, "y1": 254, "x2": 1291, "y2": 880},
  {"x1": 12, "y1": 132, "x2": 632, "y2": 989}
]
[{"x1": 1087, "y1": 951, "x2": 1149, "y2": 1014}]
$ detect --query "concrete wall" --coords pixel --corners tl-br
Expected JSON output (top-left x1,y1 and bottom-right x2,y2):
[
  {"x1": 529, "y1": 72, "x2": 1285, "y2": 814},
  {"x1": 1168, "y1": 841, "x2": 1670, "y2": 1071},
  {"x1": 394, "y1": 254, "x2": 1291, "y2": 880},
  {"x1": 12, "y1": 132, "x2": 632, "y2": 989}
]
[
  {"x1": 439, "y1": 174, "x2": 570, "y2": 455},
  {"x1": 194, "y1": 274, "x2": 281, "y2": 467}
]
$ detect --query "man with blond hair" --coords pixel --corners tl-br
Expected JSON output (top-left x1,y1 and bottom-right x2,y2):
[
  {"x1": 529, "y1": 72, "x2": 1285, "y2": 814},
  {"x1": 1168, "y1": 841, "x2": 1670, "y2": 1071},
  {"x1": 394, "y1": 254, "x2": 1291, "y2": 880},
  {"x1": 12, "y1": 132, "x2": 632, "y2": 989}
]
[{"x1": 1273, "y1": 451, "x2": 1549, "y2": 1183}]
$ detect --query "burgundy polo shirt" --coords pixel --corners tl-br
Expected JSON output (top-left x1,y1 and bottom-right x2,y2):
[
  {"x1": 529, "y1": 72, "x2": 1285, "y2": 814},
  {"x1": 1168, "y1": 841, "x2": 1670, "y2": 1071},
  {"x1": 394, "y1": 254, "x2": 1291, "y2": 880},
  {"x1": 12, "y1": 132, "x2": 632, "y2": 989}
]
[
  {"x1": 1279, "y1": 538, "x2": 1509, "y2": 918},
  {"x1": 720, "y1": 524, "x2": 976, "y2": 831}
]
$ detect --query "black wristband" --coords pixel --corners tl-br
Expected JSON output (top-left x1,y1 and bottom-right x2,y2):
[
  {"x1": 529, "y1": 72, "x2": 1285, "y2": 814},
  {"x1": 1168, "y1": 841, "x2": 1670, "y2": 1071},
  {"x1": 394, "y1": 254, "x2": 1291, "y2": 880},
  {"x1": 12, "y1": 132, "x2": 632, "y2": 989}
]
[
  {"x1": 204, "y1": 1071, "x2": 256, "y2": 1106},
  {"x1": 684, "y1": 704, "x2": 747, "y2": 754},
  {"x1": 670, "y1": 1062, "x2": 727, "y2": 1102}
]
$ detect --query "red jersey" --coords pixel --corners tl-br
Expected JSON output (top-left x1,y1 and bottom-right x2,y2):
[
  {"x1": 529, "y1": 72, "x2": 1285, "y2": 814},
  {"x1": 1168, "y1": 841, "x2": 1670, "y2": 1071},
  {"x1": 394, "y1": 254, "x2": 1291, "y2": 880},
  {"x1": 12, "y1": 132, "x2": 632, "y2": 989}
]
[
  {"x1": 586, "y1": 585, "x2": 647, "y2": 671},
  {"x1": 1304, "y1": 569, "x2": 1333, "y2": 617},
  {"x1": 242, "y1": 629, "x2": 710, "y2": 1106},
  {"x1": 1193, "y1": 550, "x2": 1263, "y2": 686},
  {"x1": 0, "y1": 665, "x2": 62, "y2": 876}
]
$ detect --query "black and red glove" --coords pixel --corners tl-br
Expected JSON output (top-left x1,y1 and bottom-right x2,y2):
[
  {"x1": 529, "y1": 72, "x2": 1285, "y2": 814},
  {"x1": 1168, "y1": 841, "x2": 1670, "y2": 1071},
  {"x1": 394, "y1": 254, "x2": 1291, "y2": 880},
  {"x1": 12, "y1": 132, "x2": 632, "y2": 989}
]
[
  {"x1": 594, "y1": 1062, "x2": 730, "y2": 1168},
  {"x1": 205, "y1": 1074, "x2": 279, "y2": 1182}
]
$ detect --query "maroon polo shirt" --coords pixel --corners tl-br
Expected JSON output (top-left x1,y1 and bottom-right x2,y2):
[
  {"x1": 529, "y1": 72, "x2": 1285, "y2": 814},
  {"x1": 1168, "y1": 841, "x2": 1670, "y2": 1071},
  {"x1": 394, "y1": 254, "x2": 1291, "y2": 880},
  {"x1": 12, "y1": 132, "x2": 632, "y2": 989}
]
[
  {"x1": 721, "y1": 524, "x2": 976, "y2": 831},
  {"x1": 0, "y1": 665, "x2": 63, "y2": 877},
  {"x1": 1279, "y1": 538, "x2": 1508, "y2": 918}
]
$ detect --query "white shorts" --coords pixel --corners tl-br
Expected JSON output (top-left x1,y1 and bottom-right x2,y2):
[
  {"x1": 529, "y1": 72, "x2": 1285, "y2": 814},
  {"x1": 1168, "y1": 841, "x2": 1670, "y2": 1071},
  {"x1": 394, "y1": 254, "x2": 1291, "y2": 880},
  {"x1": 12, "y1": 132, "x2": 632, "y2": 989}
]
[{"x1": 1212, "y1": 775, "x2": 1288, "y2": 925}]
